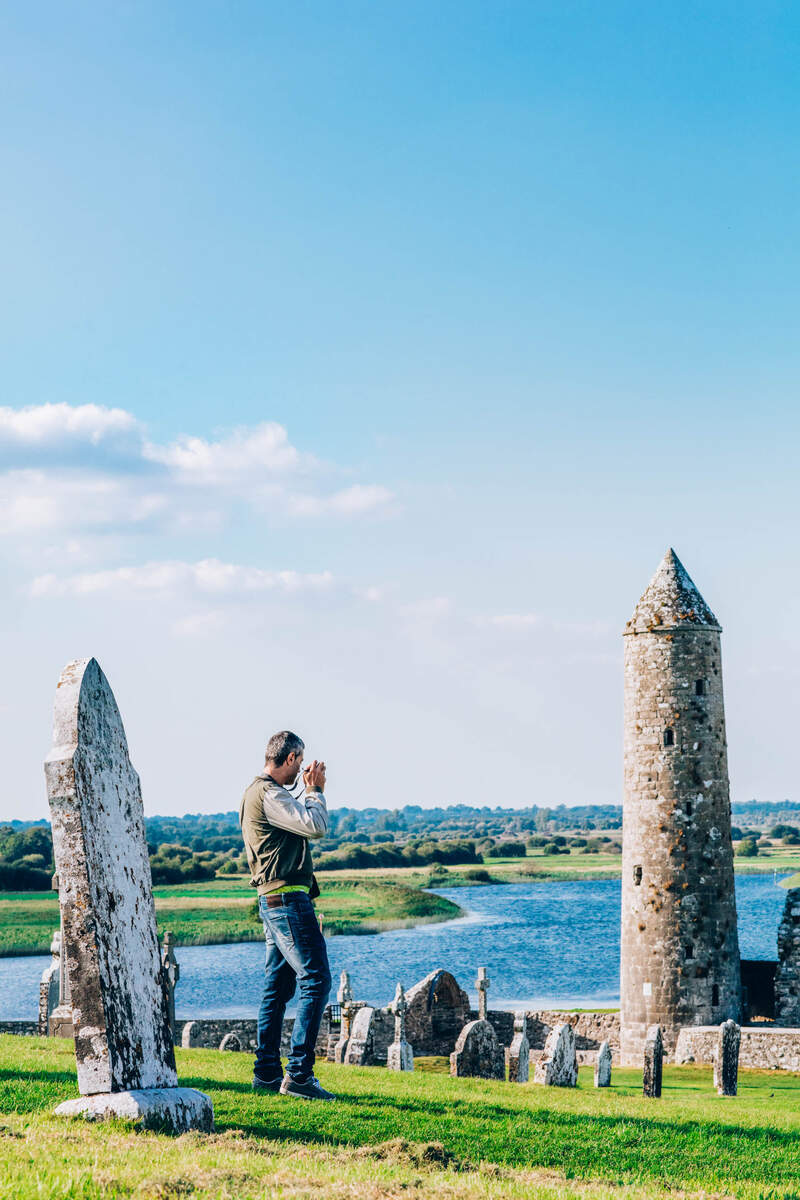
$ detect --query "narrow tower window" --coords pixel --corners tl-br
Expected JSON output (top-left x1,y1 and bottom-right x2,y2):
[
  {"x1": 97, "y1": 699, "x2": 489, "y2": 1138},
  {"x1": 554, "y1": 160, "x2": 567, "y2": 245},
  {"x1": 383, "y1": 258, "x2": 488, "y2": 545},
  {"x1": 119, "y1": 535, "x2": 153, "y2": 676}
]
[
  {"x1": 695, "y1": 679, "x2": 706, "y2": 696},
  {"x1": 685, "y1": 943, "x2": 694, "y2": 959},
  {"x1": 633, "y1": 865, "x2": 643, "y2": 886},
  {"x1": 686, "y1": 801, "x2": 693, "y2": 817},
  {"x1": 663, "y1": 728, "x2": 675, "y2": 747},
  {"x1": 711, "y1": 983, "x2": 719, "y2": 1008}
]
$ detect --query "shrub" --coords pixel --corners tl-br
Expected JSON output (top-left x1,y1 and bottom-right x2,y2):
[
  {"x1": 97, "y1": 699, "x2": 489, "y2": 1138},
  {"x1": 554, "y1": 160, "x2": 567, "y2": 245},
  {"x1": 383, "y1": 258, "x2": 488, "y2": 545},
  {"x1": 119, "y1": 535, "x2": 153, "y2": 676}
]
[
  {"x1": 486, "y1": 841, "x2": 526, "y2": 858},
  {"x1": 218, "y1": 859, "x2": 239, "y2": 874},
  {"x1": 580, "y1": 844, "x2": 600, "y2": 854},
  {"x1": 543, "y1": 843, "x2": 562, "y2": 856},
  {"x1": 0, "y1": 864, "x2": 52, "y2": 890},
  {"x1": 737, "y1": 837, "x2": 759, "y2": 858},
  {"x1": 463, "y1": 868, "x2": 492, "y2": 882}
]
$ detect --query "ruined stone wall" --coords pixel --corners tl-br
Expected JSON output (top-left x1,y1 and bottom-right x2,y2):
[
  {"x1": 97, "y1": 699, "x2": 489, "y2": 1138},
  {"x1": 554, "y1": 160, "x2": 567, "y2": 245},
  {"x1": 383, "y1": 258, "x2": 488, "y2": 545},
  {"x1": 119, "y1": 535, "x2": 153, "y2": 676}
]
[
  {"x1": 176, "y1": 1013, "x2": 331, "y2": 1057},
  {"x1": 524, "y1": 1011, "x2": 620, "y2": 1055},
  {"x1": 775, "y1": 889, "x2": 800, "y2": 1024},
  {"x1": 621, "y1": 611, "x2": 741, "y2": 1063},
  {"x1": 675, "y1": 1025, "x2": 800, "y2": 1072}
]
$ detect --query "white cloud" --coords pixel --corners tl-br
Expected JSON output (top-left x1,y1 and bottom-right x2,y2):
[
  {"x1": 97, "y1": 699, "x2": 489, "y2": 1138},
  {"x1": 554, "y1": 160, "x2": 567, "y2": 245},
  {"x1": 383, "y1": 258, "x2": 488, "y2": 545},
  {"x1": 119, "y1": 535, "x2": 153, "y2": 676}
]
[
  {"x1": 0, "y1": 404, "x2": 394, "y2": 538},
  {"x1": 30, "y1": 559, "x2": 335, "y2": 598}
]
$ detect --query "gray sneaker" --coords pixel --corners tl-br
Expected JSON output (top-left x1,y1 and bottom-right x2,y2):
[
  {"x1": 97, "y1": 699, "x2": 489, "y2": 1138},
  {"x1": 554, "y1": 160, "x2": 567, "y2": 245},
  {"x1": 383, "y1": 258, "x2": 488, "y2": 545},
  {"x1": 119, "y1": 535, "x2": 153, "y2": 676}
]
[
  {"x1": 279, "y1": 1074, "x2": 336, "y2": 1101},
  {"x1": 252, "y1": 1074, "x2": 283, "y2": 1093}
]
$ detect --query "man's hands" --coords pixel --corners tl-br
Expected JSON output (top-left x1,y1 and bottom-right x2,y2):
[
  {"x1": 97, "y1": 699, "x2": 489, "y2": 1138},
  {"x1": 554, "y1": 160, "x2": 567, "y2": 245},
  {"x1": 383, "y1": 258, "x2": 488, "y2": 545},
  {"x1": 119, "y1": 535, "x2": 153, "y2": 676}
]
[{"x1": 303, "y1": 760, "x2": 327, "y2": 791}]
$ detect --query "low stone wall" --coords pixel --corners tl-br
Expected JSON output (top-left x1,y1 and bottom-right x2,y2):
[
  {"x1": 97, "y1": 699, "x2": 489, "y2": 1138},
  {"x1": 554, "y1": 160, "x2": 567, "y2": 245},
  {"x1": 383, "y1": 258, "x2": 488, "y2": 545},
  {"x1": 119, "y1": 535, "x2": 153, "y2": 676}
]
[
  {"x1": 0, "y1": 1021, "x2": 39, "y2": 1037},
  {"x1": 524, "y1": 1011, "x2": 621, "y2": 1056},
  {"x1": 176, "y1": 1011, "x2": 333, "y2": 1057},
  {"x1": 675, "y1": 1025, "x2": 800, "y2": 1072}
]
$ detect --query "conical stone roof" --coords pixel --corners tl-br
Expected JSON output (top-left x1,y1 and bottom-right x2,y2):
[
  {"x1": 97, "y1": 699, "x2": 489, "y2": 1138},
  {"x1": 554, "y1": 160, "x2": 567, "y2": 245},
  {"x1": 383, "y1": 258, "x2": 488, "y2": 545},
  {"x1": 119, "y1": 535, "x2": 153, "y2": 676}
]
[{"x1": 625, "y1": 549, "x2": 720, "y2": 634}]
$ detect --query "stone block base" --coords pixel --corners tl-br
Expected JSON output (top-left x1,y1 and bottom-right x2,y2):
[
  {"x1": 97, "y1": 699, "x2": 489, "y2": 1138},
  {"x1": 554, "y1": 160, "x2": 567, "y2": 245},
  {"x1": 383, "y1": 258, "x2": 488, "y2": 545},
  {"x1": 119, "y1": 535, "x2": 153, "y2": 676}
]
[{"x1": 54, "y1": 1087, "x2": 214, "y2": 1133}]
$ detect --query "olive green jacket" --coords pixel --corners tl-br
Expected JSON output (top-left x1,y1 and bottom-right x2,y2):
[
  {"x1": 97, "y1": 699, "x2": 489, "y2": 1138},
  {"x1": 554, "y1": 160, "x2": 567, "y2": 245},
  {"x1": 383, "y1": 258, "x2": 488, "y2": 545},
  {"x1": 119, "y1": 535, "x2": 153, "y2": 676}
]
[{"x1": 239, "y1": 775, "x2": 328, "y2": 896}]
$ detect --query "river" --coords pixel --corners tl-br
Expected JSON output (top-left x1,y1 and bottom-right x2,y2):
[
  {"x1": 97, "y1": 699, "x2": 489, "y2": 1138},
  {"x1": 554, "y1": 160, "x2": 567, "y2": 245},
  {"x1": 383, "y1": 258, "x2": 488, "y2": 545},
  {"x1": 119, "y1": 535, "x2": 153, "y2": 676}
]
[{"x1": 0, "y1": 875, "x2": 788, "y2": 1020}]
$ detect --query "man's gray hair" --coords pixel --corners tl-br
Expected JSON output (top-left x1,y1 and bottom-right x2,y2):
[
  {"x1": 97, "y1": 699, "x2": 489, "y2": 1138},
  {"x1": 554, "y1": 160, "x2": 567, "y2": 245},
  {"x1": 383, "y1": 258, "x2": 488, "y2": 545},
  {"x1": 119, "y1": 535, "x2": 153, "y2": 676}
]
[{"x1": 265, "y1": 730, "x2": 305, "y2": 766}]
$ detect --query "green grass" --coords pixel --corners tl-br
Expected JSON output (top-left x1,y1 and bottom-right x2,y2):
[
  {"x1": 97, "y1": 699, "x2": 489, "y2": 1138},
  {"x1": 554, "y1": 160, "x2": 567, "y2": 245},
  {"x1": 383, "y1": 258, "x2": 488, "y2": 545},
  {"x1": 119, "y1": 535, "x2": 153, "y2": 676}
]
[
  {"x1": 4, "y1": 1035, "x2": 800, "y2": 1199},
  {"x1": 0, "y1": 877, "x2": 461, "y2": 956}
]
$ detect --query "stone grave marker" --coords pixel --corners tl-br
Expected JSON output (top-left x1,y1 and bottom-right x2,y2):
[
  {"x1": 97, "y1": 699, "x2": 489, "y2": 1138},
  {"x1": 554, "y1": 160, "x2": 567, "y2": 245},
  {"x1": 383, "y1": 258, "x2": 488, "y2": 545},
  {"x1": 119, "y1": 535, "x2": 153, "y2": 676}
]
[
  {"x1": 506, "y1": 1013, "x2": 529, "y2": 1084},
  {"x1": 337, "y1": 971, "x2": 354, "y2": 1005},
  {"x1": 534, "y1": 1023, "x2": 578, "y2": 1087},
  {"x1": 594, "y1": 1040, "x2": 612, "y2": 1087},
  {"x1": 476, "y1": 966, "x2": 490, "y2": 1020},
  {"x1": 642, "y1": 1024, "x2": 663, "y2": 1098},
  {"x1": 334, "y1": 1000, "x2": 363, "y2": 1063},
  {"x1": 160, "y1": 932, "x2": 180, "y2": 1045},
  {"x1": 387, "y1": 982, "x2": 414, "y2": 1071},
  {"x1": 38, "y1": 929, "x2": 61, "y2": 1037},
  {"x1": 450, "y1": 1019, "x2": 505, "y2": 1079},
  {"x1": 45, "y1": 658, "x2": 213, "y2": 1131},
  {"x1": 714, "y1": 1019, "x2": 740, "y2": 1097},
  {"x1": 343, "y1": 1005, "x2": 376, "y2": 1065},
  {"x1": 219, "y1": 1032, "x2": 242, "y2": 1052},
  {"x1": 48, "y1": 874, "x2": 74, "y2": 1039}
]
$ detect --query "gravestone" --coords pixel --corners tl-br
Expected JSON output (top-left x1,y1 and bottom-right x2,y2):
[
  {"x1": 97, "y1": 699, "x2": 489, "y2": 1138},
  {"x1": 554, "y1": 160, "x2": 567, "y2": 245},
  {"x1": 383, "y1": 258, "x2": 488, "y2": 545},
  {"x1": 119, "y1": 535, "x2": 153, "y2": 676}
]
[
  {"x1": 343, "y1": 1005, "x2": 376, "y2": 1065},
  {"x1": 533, "y1": 1022, "x2": 578, "y2": 1087},
  {"x1": 506, "y1": 1013, "x2": 529, "y2": 1084},
  {"x1": 38, "y1": 929, "x2": 61, "y2": 1037},
  {"x1": 642, "y1": 1024, "x2": 663, "y2": 1098},
  {"x1": 45, "y1": 658, "x2": 213, "y2": 1131},
  {"x1": 450, "y1": 1019, "x2": 505, "y2": 1079},
  {"x1": 219, "y1": 1032, "x2": 242, "y2": 1052},
  {"x1": 594, "y1": 1041, "x2": 612, "y2": 1087},
  {"x1": 714, "y1": 1019, "x2": 740, "y2": 1097},
  {"x1": 476, "y1": 966, "x2": 490, "y2": 1020},
  {"x1": 387, "y1": 982, "x2": 414, "y2": 1071},
  {"x1": 160, "y1": 932, "x2": 180, "y2": 1045},
  {"x1": 337, "y1": 971, "x2": 354, "y2": 1005},
  {"x1": 334, "y1": 1000, "x2": 363, "y2": 1063},
  {"x1": 48, "y1": 874, "x2": 74, "y2": 1039}
]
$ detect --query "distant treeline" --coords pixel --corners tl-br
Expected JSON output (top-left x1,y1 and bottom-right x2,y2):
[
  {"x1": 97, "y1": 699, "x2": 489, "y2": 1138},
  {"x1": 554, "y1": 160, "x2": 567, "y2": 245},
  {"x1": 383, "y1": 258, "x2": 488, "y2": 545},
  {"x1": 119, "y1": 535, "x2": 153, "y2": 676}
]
[{"x1": 2, "y1": 797, "x2": 794, "y2": 890}]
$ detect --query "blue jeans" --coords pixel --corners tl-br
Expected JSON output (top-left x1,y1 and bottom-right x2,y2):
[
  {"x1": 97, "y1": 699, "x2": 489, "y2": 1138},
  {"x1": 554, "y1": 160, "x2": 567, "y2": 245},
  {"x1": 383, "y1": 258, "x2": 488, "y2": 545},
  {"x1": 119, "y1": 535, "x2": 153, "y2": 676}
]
[{"x1": 255, "y1": 892, "x2": 332, "y2": 1082}]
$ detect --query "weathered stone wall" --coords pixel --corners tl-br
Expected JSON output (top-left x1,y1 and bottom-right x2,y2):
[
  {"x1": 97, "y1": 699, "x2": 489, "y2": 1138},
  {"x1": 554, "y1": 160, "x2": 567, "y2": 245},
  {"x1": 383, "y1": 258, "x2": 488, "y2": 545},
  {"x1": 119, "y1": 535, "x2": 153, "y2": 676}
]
[
  {"x1": 621, "y1": 552, "x2": 741, "y2": 1064},
  {"x1": 524, "y1": 1011, "x2": 620, "y2": 1054},
  {"x1": 675, "y1": 1025, "x2": 800, "y2": 1071},
  {"x1": 176, "y1": 1012, "x2": 332, "y2": 1057},
  {"x1": 775, "y1": 890, "x2": 800, "y2": 1024},
  {"x1": 0, "y1": 1022, "x2": 39, "y2": 1036},
  {"x1": 403, "y1": 970, "x2": 470, "y2": 1056}
]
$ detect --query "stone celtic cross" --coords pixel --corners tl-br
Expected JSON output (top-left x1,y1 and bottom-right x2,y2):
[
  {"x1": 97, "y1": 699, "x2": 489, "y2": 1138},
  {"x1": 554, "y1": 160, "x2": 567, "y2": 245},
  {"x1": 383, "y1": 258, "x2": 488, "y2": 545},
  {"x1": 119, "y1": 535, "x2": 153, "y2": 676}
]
[{"x1": 476, "y1": 966, "x2": 490, "y2": 1020}]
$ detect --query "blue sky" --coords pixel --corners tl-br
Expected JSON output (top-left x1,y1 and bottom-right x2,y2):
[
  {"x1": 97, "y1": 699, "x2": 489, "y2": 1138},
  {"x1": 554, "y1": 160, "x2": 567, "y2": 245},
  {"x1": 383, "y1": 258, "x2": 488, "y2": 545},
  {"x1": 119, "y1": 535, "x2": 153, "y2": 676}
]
[{"x1": 0, "y1": 3, "x2": 798, "y2": 819}]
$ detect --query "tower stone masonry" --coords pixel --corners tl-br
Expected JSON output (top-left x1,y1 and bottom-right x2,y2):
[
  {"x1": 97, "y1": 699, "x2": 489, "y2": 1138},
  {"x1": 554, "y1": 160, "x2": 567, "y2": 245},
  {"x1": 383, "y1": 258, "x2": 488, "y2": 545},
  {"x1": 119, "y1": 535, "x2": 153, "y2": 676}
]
[{"x1": 620, "y1": 550, "x2": 741, "y2": 1064}]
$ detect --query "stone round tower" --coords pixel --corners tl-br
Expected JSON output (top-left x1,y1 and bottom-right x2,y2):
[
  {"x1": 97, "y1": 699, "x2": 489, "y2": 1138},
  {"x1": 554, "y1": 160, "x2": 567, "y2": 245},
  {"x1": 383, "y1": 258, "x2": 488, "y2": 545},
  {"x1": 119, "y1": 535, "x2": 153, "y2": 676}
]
[{"x1": 620, "y1": 549, "x2": 741, "y2": 1064}]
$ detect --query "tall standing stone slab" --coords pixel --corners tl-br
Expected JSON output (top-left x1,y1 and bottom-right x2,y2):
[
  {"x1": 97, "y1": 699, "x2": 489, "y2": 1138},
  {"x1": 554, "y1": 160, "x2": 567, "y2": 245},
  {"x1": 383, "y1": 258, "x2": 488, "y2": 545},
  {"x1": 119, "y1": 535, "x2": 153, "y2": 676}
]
[
  {"x1": 714, "y1": 1019, "x2": 740, "y2": 1097},
  {"x1": 533, "y1": 1023, "x2": 578, "y2": 1087},
  {"x1": 506, "y1": 1013, "x2": 530, "y2": 1084},
  {"x1": 160, "y1": 932, "x2": 180, "y2": 1046},
  {"x1": 45, "y1": 658, "x2": 213, "y2": 1132},
  {"x1": 594, "y1": 1040, "x2": 612, "y2": 1088},
  {"x1": 642, "y1": 1024, "x2": 663, "y2": 1098},
  {"x1": 621, "y1": 551, "x2": 741, "y2": 1063},
  {"x1": 450, "y1": 1019, "x2": 505, "y2": 1079}
]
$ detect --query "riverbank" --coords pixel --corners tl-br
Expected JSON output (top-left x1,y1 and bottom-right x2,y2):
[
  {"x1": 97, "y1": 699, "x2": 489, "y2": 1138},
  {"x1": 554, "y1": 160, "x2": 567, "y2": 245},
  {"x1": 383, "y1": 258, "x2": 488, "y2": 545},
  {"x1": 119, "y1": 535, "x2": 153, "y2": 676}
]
[
  {"x1": 2, "y1": 840, "x2": 796, "y2": 956},
  {"x1": 0, "y1": 878, "x2": 463, "y2": 957}
]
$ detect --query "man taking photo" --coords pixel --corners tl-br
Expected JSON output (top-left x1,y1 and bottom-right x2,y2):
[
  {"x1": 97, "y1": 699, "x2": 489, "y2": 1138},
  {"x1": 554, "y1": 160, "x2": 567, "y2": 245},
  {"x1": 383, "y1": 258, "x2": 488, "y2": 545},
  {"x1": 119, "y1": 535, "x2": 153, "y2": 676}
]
[{"x1": 239, "y1": 730, "x2": 334, "y2": 1101}]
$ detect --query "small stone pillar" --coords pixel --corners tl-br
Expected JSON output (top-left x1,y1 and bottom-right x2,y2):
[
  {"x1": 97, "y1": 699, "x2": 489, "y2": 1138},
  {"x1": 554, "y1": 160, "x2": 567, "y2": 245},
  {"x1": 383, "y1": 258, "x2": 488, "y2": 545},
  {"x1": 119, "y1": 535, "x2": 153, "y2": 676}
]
[
  {"x1": 476, "y1": 966, "x2": 490, "y2": 1020},
  {"x1": 506, "y1": 1013, "x2": 530, "y2": 1083},
  {"x1": 714, "y1": 1019, "x2": 740, "y2": 1097},
  {"x1": 594, "y1": 1041, "x2": 612, "y2": 1088},
  {"x1": 48, "y1": 874, "x2": 74, "y2": 1039},
  {"x1": 334, "y1": 1000, "x2": 363, "y2": 1063},
  {"x1": 160, "y1": 931, "x2": 180, "y2": 1044},
  {"x1": 39, "y1": 928, "x2": 61, "y2": 1037},
  {"x1": 642, "y1": 1025, "x2": 663, "y2": 1098},
  {"x1": 387, "y1": 982, "x2": 414, "y2": 1071},
  {"x1": 337, "y1": 971, "x2": 353, "y2": 1006}
]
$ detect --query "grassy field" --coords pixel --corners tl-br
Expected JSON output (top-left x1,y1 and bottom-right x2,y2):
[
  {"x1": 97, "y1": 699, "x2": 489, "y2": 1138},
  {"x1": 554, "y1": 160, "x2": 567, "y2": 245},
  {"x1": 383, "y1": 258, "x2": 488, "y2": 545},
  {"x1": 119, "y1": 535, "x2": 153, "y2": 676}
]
[
  {"x1": 3, "y1": 1035, "x2": 800, "y2": 1199},
  {"x1": 0, "y1": 878, "x2": 461, "y2": 957}
]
